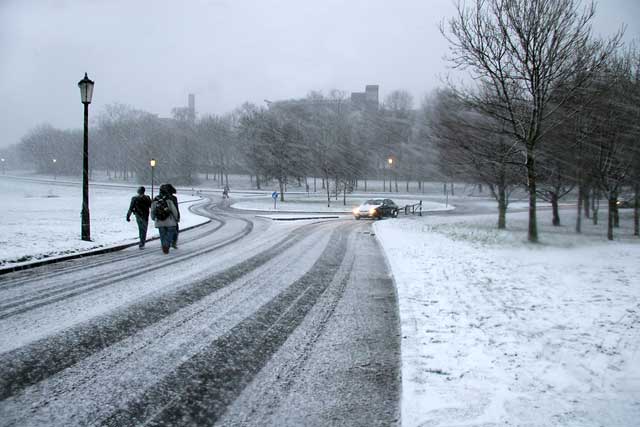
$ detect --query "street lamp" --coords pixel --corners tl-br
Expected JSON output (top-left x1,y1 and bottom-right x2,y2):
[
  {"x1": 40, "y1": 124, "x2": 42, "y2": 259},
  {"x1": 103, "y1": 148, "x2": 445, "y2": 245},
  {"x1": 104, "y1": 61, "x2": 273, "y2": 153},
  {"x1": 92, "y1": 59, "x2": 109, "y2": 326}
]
[
  {"x1": 78, "y1": 72, "x2": 94, "y2": 241},
  {"x1": 52, "y1": 158, "x2": 57, "y2": 180},
  {"x1": 150, "y1": 158, "x2": 157, "y2": 198},
  {"x1": 1, "y1": 158, "x2": 5, "y2": 175}
]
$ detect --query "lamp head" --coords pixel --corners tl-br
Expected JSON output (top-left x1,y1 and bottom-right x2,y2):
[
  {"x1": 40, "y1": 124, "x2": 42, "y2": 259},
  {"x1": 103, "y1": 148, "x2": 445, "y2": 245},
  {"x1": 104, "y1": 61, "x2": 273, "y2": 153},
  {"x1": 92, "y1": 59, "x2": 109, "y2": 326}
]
[{"x1": 78, "y1": 72, "x2": 95, "y2": 104}]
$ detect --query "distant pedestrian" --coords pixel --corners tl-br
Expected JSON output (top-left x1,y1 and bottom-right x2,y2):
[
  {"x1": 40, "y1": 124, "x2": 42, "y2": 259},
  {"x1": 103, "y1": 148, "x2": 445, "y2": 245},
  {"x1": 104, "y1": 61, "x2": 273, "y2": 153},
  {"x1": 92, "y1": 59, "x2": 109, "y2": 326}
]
[
  {"x1": 162, "y1": 183, "x2": 180, "y2": 249},
  {"x1": 222, "y1": 184, "x2": 229, "y2": 199},
  {"x1": 151, "y1": 184, "x2": 179, "y2": 254},
  {"x1": 126, "y1": 186, "x2": 152, "y2": 249}
]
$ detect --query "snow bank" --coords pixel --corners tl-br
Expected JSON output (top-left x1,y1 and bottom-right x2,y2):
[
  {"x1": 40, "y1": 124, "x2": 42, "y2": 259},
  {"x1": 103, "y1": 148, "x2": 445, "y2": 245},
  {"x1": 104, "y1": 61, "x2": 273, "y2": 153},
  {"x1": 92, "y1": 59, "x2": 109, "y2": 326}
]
[{"x1": 375, "y1": 210, "x2": 640, "y2": 427}]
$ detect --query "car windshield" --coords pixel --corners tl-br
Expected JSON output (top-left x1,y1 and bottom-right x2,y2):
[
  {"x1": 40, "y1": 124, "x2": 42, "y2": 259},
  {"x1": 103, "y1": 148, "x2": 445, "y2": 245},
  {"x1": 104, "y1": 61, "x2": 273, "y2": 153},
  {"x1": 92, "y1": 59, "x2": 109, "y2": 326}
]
[{"x1": 365, "y1": 199, "x2": 384, "y2": 205}]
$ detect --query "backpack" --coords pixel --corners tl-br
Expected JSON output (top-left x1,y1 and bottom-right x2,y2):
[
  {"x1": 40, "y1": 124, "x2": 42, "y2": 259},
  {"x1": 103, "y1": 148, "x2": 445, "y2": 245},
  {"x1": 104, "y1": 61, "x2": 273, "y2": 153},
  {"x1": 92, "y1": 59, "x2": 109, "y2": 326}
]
[{"x1": 154, "y1": 196, "x2": 171, "y2": 221}]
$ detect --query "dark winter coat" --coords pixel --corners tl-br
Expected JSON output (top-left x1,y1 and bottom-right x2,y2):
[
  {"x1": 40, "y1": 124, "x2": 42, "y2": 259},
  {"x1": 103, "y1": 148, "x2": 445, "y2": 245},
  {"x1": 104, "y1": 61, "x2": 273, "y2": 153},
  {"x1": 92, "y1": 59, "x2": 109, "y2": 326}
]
[{"x1": 127, "y1": 194, "x2": 152, "y2": 220}]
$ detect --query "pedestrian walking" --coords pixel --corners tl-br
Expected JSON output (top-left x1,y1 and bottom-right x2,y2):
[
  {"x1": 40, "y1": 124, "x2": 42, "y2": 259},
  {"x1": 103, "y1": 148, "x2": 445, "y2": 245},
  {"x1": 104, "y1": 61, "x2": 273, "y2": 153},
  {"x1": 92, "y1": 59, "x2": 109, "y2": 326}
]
[
  {"x1": 126, "y1": 186, "x2": 152, "y2": 249},
  {"x1": 162, "y1": 183, "x2": 180, "y2": 249},
  {"x1": 151, "y1": 184, "x2": 179, "y2": 254}
]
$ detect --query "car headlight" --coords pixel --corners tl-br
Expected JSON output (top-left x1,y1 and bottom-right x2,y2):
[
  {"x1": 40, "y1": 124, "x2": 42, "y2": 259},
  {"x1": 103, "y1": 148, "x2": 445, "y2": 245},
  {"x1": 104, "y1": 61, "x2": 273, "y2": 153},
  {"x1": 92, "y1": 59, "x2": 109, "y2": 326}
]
[
  {"x1": 369, "y1": 208, "x2": 377, "y2": 216},
  {"x1": 352, "y1": 208, "x2": 359, "y2": 215}
]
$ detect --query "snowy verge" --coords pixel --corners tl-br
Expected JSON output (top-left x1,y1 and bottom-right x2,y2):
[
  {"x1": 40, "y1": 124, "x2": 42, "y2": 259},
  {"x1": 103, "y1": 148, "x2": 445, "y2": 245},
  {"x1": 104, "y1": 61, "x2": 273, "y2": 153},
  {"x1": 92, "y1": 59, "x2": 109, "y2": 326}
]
[
  {"x1": 2, "y1": 179, "x2": 209, "y2": 268},
  {"x1": 374, "y1": 210, "x2": 640, "y2": 427}
]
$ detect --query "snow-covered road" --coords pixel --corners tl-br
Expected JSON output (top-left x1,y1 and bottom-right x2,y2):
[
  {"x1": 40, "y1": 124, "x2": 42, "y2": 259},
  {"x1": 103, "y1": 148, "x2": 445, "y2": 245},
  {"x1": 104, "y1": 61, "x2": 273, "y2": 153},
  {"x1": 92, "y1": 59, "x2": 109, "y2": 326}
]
[{"x1": 0, "y1": 200, "x2": 400, "y2": 426}]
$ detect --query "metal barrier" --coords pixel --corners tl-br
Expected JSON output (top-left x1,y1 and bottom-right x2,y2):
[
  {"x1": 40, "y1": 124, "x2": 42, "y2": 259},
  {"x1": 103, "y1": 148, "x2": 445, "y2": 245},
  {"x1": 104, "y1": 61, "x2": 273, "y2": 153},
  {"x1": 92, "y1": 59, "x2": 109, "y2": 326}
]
[{"x1": 404, "y1": 200, "x2": 422, "y2": 216}]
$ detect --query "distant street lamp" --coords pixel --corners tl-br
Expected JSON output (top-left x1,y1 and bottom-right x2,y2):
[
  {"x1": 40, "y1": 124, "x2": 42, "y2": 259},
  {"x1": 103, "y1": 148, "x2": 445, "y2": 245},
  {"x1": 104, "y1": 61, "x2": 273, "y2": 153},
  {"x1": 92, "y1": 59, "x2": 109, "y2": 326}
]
[
  {"x1": 78, "y1": 72, "x2": 95, "y2": 241},
  {"x1": 1, "y1": 158, "x2": 5, "y2": 175},
  {"x1": 150, "y1": 158, "x2": 157, "y2": 197},
  {"x1": 52, "y1": 158, "x2": 57, "y2": 180}
]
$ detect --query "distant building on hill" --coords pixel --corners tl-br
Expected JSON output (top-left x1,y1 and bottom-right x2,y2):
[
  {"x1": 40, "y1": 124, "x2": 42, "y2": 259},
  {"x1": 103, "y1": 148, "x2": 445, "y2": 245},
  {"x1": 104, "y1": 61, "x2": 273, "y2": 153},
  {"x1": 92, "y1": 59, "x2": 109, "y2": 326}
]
[{"x1": 350, "y1": 85, "x2": 379, "y2": 112}]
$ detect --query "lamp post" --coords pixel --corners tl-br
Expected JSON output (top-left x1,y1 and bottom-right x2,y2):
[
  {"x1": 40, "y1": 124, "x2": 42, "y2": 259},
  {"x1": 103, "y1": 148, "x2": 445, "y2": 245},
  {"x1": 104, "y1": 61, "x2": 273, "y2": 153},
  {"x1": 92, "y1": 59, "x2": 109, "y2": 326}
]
[
  {"x1": 1, "y1": 158, "x2": 5, "y2": 175},
  {"x1": 150, "y1": 158, "x2": 156, "y2": 198},
  {"x1": 78, "y1": 72, "x2": 94, "y2": 241},
  {"x1": 52, "y1": 158, "x2": 57, "y2": 180}
]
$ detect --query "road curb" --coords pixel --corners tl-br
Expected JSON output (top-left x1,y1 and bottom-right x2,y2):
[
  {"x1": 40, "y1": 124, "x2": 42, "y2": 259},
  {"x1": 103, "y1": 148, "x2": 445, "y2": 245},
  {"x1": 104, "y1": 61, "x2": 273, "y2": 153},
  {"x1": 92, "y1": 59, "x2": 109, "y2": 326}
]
[{"x1": 0, "y1": 219, "x2": 212, "y2": 276}]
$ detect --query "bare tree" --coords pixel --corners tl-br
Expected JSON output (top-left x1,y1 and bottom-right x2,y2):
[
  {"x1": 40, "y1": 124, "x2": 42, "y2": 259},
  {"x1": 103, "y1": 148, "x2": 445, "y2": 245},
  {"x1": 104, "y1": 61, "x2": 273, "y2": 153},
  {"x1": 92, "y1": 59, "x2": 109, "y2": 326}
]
[
  {"x1": 442, "y1": 0, "x2": 621, "y2": 242},
  {"x1": 428, "y1": 89, "x2": 521, "y2": 229}
]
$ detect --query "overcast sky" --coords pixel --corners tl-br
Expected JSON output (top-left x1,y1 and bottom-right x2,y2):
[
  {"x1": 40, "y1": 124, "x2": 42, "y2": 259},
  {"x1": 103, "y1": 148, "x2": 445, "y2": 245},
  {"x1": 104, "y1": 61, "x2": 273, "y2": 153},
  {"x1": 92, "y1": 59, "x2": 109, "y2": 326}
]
[{"x1": 1, "y1": 0, "x2": 638, "y2": 148}]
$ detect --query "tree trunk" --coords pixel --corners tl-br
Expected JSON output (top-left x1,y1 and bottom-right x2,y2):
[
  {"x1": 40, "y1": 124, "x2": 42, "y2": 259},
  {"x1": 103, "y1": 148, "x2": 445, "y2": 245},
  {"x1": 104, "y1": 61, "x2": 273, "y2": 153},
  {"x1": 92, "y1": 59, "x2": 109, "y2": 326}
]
[
  {"x1": 335, "y1": 179, "x2": 339, "y2": 201},
  {"x1": 406, "y1": 180, "x2": 409, "y2": 192},
  {"x1": 325, "y1": 176, "x2": 331, "y2": 207},
  {"x1": 497, "y1": 184, "x2": 507, "y2": 229},
  {"x1": 279, "y1": 180, "x2": 285, "y2": 202},
  {"x1": 584, "y1": 189, "x2": 591, "y2": 218},
  {"x1": 576, "y1": 185, "x2": 582, "y2": 233},
  {"x1": 592, "y1": 191, "x2": 599, "y2": 225},
  {"x1": 607, "y1": 197, "x2": 615, "y2": 240},
  {"x1": 634, "y1": 183, "x2": 639, "y2": 237},
  {"x1": 613, "y1": 194, "x2": 620, "y2": 228},
  {"x1": 256, "y1": 174, "x2": 261, "y2": 190},
  {"x1": 526, "y1": 148, "x2": 539, "y2": 243},
  {"x1": 364, "y1": 179, "x2": 367, "y2": 192},
  {"x1": 450, "y1": 182, "x2": 455, "y2": 196},
  {"x1": 395, "y1": 176, "x2": 398, "y2": 192},
  {"x1": 343, "y1": 185, "x2": 347, "y2": 206},
  {"x1": 551, "y1": 193, "x2": 560, "y2": 226}
]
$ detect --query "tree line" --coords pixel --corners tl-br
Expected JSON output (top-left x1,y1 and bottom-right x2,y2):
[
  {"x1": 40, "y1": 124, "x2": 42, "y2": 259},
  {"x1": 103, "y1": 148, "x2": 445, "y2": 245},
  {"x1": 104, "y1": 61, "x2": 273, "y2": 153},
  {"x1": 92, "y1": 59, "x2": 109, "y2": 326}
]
[
  {"x1": 15, "y1": 89, "x2": 434, "y2": 205},
  {"x1": 432, "y1": 0, "x2": 638, "y2": 241}
]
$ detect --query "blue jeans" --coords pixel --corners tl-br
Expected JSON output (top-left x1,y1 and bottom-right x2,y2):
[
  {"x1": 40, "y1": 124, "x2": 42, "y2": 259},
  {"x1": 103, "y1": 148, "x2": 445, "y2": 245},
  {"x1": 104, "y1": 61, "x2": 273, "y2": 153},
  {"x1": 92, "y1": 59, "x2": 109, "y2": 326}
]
[
  {"x1": 158, "y1": 226, "x2": 177, "y2": 249},
  {"x1": 135, "y1": 215, "x2": 148, "y2": 247}
]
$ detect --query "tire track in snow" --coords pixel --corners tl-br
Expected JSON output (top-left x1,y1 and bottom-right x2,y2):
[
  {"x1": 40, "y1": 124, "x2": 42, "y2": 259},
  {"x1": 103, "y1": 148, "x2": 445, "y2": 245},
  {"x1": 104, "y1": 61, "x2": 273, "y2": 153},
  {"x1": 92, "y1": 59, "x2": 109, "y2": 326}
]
[
  {"x1": 0, "y1": 213, "x2": 251, "y2": 320},
  {"x1": 0, "y1": 219, "x2": 328, "y2": 401},
  {"x1": 99, "y1": 224, "x2": 351, "y2": 427}
]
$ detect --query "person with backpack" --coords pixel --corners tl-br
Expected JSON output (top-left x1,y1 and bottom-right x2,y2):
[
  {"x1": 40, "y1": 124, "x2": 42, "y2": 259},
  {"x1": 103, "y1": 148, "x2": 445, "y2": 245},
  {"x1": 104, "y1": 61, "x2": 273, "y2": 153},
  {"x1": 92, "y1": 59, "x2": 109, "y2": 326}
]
[
  {"x1": 162, "y1": 183, "x2": 180, "y2": 249},
  {"x1": 126, "y1": 186, "x2": 152, "y2": 249},
  {"x1": 150, "y1": 184, "x2": 179, "y2": 254}
]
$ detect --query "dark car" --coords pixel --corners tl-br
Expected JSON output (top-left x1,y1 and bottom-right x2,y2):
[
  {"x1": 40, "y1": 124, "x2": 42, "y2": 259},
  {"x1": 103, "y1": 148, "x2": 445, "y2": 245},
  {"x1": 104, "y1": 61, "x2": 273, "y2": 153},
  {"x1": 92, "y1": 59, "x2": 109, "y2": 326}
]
[
  {"x1": 353, "y1": 199, "x2": 399, "y2": 220},
  {"x1": 617, "y1": 198, "x2": 634, "y2": 209}
]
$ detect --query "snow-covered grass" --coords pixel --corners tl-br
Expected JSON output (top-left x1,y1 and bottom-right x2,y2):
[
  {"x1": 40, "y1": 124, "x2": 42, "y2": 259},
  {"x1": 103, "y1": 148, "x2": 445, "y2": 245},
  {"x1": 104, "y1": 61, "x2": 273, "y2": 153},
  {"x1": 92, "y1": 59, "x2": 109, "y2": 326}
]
[
  {"x1": 2, "y1": 177, "x2": 208, "y2": 267},
  {"x1": 375, "y1": 209, "x2": 640, "y2": 427}
]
